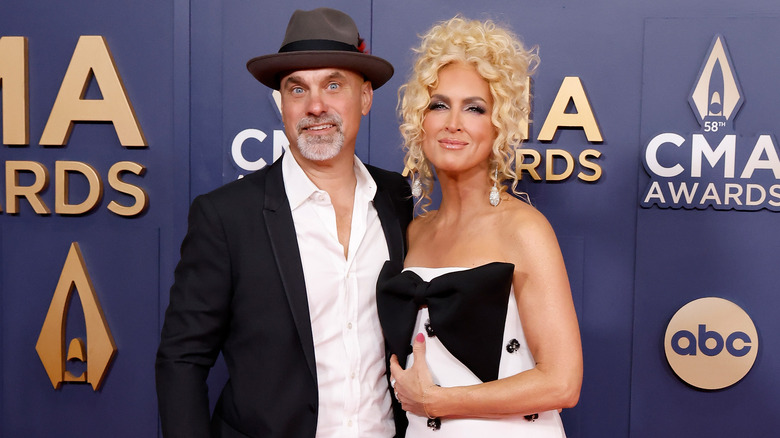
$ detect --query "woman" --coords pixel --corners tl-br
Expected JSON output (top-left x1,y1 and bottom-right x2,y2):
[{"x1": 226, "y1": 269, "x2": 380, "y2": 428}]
[{"x1": 377, "y1": 16, "x2": 582, "y2": 436}]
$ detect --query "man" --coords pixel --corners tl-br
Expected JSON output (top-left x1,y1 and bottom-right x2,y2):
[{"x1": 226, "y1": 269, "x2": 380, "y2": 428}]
[{"x1": 155, "y1": 8, "x2": 412, "y2": 438}]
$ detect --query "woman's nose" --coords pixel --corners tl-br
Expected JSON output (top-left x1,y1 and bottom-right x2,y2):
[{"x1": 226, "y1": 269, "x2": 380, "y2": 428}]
[{"x1": 445, "y1": 112, "x2": 462, "y2": 132}]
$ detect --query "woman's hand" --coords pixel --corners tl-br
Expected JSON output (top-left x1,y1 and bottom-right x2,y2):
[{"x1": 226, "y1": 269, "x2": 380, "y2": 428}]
[{"x1": 389, "y1": 333, "x2": 440, "y2": 418}]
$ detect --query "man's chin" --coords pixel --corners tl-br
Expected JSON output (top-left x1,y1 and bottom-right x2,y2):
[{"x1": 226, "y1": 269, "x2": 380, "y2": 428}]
[
  {"x1": 297, "y1": 135, "x2": 344, "y2": 161},
  {"x1": 298, "y1": 144, "x2": 342, "y2": 162}
]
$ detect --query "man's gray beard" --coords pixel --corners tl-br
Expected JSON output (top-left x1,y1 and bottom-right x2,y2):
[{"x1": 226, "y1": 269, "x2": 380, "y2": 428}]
[{"x1": 296, "y1": 114, "x2": 344, "y2": 161}]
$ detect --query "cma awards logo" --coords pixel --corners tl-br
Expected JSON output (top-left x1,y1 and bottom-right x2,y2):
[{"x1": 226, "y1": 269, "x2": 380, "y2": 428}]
[
  {"x1": 664, "y1": 297, "x2": 758, "y2": 390},
  {"x1": 642, "y1": 35, "x2": 780, "y2": 211},
  {"x1": 35, "y1": 243, "x2": 116, "y2": 390}
]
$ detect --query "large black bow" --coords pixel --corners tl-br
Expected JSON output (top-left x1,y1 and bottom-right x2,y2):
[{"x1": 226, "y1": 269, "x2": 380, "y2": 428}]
[{"x1": 376, "y1": 260, "x2": 515, "y2": 383}]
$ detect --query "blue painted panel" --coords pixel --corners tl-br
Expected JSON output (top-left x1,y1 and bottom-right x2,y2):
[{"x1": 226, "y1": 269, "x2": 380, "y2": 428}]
[{"x1": 633, "y1": 17, "x2": 780, "y2": 437}]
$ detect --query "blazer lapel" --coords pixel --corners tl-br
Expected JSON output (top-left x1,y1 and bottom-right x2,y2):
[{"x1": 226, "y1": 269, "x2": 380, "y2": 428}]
[
  {"x1": 262, "y1": 159, "x2": 317, "y2": 383},
  {"x1": 373, "y1": 186, "x2": 405, "y2": 265}
]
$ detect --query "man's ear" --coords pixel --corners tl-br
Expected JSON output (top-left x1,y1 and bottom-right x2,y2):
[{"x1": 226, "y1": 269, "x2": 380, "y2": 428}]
[{"x1": 361, "y1": 81, "x2": 374, "y2": 115}]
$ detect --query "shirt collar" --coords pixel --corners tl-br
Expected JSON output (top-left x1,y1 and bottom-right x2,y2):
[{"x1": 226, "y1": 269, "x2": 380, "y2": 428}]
[{"x1": 281, "y1": 148, "x2": 377, "y2": 211}]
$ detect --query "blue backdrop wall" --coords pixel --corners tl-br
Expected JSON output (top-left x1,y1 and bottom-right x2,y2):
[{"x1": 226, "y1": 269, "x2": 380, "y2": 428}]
[{"x1": 1, "y1": 1, "x2": 778, "y2": 437}]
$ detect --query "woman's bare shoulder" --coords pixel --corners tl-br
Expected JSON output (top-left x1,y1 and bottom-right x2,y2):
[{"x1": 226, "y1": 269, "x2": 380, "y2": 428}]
[
  {"x1": 498, "y1": 197, "x2": 561, "y2": 259},
  {"x1": 501, "y1": 197, "x2": 551, "y2": 232}
]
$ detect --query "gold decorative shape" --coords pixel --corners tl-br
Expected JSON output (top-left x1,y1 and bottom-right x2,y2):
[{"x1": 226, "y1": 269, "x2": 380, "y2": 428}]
[
  {"x1": 0, "y1": 36, "x2": 29, "y2": 145},
  {"x1": 107, "y1": 161, "x2": 148, "y2": 216},
  {"x1": 55, "y1": 161, "x2": 104, "y2": 215},
  {"x1": 538, "y1": 76, "x2": 602, "y2": 142},
  {"x1": 39, "y1": 35, "x2": 147, "y2": 147},
  {"x1": 35, "y1": 242, "x2": 117, "y2": 390},
  {"x1": 578, "y1": 149, "x2": 603, "y2": 182},
  {"x1": 64, "y1": 338, "x2": 87, "y2": 382},
  {"x1": 545, "y1": 149, "x2": 575, "y2": 181},
  {"x1": 5, "y1": 160, "x2": 51, "y2": 214},
  {"x1": 516, "y1": 149, "x2": 542, "y2": 181},
  {"x1": 66, "y1": 337, "x2": 86, "y2": 361}
]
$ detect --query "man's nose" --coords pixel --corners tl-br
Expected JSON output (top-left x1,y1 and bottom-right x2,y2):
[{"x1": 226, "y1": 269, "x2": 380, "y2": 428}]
[{"x1": 305, "y1": 90, "x2": 328, "y2": 116}]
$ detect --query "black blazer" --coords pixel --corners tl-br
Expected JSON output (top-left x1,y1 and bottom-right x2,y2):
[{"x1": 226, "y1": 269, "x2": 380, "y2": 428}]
[{"x1": 156, "y1": 157, "x2": 412, "y2": 438}]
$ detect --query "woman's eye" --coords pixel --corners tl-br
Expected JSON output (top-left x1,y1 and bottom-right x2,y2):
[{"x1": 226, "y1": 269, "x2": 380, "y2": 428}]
[
  {"x1": 466, "y1": 105, "x2": 487, "y2": 114},
  {"x1": 428, "y1": 101, "x2": 448, "y2": 111}
]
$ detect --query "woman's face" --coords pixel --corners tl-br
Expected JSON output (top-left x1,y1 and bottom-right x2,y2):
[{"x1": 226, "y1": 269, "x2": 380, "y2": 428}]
[{"x1": 421, "y1": 62, "x2": 496, "y2": 176}]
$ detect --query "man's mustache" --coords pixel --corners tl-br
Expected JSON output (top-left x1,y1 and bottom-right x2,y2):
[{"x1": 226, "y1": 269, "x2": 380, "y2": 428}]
[{"x1": 296, "y1": 113, "x2": 343, "y2": 135}]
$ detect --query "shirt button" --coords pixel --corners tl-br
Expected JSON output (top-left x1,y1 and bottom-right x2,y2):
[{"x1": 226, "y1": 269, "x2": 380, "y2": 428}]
[
  {"x1": 347, "y1": 419, "x2": 353, "y2": 427},
  {"x1": 347, "y1": 322, "x2": 353, "y2": 329},
  {"x1": 351, "y1": 372, "x2": 356, "y2": 379}
]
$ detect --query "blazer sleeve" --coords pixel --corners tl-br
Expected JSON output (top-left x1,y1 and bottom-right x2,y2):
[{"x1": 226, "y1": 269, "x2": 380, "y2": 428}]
[{"x1": 156, "y1": 194, "x2": 233, "y2": 438}]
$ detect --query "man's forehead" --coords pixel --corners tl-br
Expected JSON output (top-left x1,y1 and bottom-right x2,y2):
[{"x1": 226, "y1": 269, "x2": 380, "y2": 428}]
[{"x1": 280, "y1": 68, "x2": 365, "y2": 86}]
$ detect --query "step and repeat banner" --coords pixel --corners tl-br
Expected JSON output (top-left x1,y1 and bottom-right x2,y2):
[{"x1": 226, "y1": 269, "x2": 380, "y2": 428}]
[{"x1": 1, "y1": 1, "x2": 778, "y2": 436}]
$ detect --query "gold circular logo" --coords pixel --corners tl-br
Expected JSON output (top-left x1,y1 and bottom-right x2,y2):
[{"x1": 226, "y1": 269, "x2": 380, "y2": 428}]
[{"x1": 664, "y1": 297, "x2": 758, "y2": 390}]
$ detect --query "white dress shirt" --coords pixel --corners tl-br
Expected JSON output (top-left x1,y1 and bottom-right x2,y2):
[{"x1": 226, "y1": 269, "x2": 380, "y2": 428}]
[{"x1": 282, "y1": 151, "x2": 394, "y2": 438}]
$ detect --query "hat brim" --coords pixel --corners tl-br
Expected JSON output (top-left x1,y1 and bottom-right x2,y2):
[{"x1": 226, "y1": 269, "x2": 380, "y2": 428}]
[{"x1": 247, "y1": 51, "x2": 394, "y2": 90}]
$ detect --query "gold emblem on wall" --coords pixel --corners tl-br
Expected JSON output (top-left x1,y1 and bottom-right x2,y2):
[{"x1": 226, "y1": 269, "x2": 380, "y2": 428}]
[{"x1": 35, "y1": 242, "x2": 116, "y2": 390}]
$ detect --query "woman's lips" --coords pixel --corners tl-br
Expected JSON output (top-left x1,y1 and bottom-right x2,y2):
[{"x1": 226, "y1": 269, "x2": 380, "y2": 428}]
[{"x1": 438, "y1": 138, "x2": 468, "y2": 149}]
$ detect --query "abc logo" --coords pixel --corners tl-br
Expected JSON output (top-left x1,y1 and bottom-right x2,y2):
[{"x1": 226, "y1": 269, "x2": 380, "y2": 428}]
[{"x1": 664, "y1": 297, "x2": 758, "y2": 390}]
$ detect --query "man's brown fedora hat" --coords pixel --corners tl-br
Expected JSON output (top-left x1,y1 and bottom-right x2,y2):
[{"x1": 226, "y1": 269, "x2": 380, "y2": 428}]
[{"x1": 247, "y1": 8, "x2": 394, "y2": 90}]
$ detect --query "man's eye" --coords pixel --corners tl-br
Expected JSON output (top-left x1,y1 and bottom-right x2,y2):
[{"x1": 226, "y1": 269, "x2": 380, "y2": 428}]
[
  {"x1": 291, "y1": 87, "x2": 304, "y2": 94},
  {"x1": 327, "y1": 83, "x2": 340, "y2": 90}
]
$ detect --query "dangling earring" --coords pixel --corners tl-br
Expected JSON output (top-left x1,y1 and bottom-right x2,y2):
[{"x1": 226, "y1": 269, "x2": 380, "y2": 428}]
[
  {"x1": 489, "y1": 168, "x2": 500, "y2": 207},
  {"x1": 411, "y1": 175, "x2": 422, "y2": 198}
]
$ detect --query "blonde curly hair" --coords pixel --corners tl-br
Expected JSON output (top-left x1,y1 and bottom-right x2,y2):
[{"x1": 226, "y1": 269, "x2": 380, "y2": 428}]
[{"x1": 399, "y1": 15, "x2": 539, "y2": 209}]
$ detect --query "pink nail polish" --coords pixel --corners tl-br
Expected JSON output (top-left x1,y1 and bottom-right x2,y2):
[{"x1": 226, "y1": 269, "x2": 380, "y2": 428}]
[{"x1": 416, "y1": 333, "x2": 425, "y2": 343}]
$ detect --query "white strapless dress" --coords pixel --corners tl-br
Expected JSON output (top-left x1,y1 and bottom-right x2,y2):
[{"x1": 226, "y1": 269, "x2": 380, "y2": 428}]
[{"x1": 403, "y1": 266, "x2": 566, "y2": 438}]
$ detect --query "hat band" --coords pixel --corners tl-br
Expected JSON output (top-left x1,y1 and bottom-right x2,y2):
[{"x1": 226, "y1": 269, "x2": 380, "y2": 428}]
[{"x1": 279, "y1": 39, "x2": 361, "y2": 54}]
